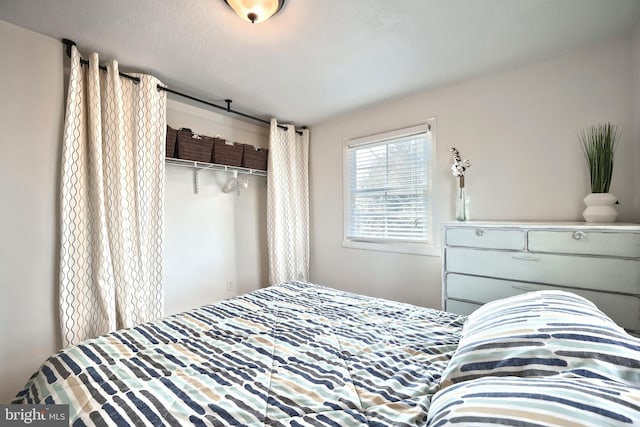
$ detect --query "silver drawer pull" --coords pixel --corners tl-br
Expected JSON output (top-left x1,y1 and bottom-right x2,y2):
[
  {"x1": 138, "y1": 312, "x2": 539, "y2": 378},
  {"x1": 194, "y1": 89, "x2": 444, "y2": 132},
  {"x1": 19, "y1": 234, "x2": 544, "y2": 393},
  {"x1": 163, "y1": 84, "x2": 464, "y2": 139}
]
[
  {"x1": 475, "y1": 229, "x2": 485, "y2": 236},
  {"x1": 572, "y1": 231, "x2": 586, "y2": 240},
  {"x1": 512, "y1": 254, "x2": 539, "y2": 261}
]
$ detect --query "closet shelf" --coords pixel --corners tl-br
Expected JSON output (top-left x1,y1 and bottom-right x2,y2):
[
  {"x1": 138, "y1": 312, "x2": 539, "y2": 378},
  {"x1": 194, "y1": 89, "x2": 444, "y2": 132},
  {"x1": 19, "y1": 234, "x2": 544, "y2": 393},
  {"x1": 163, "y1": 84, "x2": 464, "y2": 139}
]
[{"x1": 165, "y1": 157, "x2": 267, "y2": 177}]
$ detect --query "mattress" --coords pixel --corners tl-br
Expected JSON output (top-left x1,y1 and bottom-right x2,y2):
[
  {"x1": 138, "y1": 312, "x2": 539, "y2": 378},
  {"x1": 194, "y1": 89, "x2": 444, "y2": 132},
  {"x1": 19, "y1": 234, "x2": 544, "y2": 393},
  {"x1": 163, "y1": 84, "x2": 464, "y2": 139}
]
[{"x1": 14, "y1": 281, "x2": 465, "y2": 426}]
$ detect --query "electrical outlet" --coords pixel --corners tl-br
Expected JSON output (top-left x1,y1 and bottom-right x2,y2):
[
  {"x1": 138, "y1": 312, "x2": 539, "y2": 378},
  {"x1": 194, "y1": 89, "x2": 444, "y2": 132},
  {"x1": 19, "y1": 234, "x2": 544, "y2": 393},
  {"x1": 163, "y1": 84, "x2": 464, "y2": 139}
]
[{"x1": 226, "y1": 280, "x2": 233, "y2": 291}]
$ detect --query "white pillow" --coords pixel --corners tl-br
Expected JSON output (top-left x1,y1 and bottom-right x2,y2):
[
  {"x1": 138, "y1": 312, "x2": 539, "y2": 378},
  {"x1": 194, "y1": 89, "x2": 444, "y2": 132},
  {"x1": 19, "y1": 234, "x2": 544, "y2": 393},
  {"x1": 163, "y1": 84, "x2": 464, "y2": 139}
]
[
  {"x1": 428, "y1": 375, "x2": 640, "y2": 426},
  {"x1": 439, "y1": 290, "x2": 640, "y2": 388}
]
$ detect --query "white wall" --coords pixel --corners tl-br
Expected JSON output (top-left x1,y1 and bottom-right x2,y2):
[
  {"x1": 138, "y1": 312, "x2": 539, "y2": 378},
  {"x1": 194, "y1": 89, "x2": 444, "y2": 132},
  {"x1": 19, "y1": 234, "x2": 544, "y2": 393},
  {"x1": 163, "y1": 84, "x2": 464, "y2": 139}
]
[
  {"x1": 164, "y1": 100, "x2": 269, "y2": 315},
  {"x1": 633, "y1": 23, "x2": 640, "y2": 214},
  {"x1": 0, "y1": 20, "x2": 63, "y2": 403},
  {"x1": 0, "y1": 20, "x2": 269, "y2": 402},
  {"x1": 310, "y1": 37, "x2": 637, "y2": 309}
]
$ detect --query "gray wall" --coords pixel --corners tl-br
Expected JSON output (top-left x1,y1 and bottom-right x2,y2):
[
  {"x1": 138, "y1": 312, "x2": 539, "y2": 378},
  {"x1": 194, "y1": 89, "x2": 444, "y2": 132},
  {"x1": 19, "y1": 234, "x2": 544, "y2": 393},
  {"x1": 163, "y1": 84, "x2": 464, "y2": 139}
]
[
  {"x1": 309, "y1": 36, "x2": 638, "y2": 309},
  {"x1": 0, "y1": 20, "x2": 63, "y2": 404}
]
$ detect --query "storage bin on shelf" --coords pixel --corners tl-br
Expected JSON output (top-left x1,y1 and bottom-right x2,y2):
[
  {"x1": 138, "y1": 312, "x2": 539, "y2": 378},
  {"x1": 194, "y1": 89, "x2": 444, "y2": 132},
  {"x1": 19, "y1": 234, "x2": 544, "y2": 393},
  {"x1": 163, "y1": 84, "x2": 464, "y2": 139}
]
[
  {"x1": 242, "y1": 144, "x2": 268, "y2": 170},
  {"x1": 166, "y1": 125, "x2": 177, "y2": 158},
  {"x1": 176, "y1": 128, "x2": 214, "y2": 162},
  {"x1": 213, "y1": 138, "x2": 243, "y2": 167}
]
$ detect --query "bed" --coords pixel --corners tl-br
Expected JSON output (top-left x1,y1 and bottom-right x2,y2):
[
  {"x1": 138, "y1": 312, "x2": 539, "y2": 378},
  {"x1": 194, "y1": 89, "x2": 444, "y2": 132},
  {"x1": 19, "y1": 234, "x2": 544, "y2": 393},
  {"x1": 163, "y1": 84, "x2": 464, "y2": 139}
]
[{"x1": 13, "y1": 281, "x2": 640, "y2": 426}]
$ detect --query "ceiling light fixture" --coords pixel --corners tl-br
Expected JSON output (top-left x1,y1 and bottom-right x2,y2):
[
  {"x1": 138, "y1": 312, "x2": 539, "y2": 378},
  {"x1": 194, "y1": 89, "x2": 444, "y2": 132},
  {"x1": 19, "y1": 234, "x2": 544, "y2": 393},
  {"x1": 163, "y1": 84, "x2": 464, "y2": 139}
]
[{"x1": 224, "y1": 0, "x2": 285, "y2": 24}]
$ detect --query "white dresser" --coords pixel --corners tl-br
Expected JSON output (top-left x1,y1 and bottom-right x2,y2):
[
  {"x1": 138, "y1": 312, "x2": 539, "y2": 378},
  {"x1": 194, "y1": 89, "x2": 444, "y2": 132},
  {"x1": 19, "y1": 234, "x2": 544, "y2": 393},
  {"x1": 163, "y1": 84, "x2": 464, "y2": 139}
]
[{"x1": 442, "y1": 221, "x2": 640, "y2": 333}]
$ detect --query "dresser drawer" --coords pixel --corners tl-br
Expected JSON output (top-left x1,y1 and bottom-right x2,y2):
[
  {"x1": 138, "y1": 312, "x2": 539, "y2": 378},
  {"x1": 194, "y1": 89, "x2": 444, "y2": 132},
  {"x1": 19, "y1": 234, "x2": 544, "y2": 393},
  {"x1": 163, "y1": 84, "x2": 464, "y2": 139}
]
[
  {"x1": 445, "y1": 227, "x2": 525, "y2": 250},
  {"x1": 528, "y1": 230, "x2": 640, "y2": 258},
  {"x1": 445, "y1": 247, "x2": 640, "y2": 295},
  {"x1": 445, "y1": 273, "x2": 640, "y2": 331},
  {"x1": 444, "y1": 299, "x2": 481, "y2": 316}
]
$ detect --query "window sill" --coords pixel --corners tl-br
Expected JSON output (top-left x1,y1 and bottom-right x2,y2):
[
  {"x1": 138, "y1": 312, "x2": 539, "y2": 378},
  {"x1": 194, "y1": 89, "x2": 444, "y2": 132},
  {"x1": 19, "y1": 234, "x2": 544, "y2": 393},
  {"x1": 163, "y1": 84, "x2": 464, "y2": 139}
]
[{"x1": 342, "y1": 239, "x2": 440, "y2": 256}]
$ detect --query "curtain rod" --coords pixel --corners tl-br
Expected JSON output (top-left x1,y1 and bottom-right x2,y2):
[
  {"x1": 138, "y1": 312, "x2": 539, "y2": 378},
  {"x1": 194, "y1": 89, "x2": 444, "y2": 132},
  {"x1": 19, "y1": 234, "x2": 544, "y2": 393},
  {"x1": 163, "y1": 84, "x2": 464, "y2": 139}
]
[{"x1": 61, "y1": 39, "x2": 305, "y2": 135}]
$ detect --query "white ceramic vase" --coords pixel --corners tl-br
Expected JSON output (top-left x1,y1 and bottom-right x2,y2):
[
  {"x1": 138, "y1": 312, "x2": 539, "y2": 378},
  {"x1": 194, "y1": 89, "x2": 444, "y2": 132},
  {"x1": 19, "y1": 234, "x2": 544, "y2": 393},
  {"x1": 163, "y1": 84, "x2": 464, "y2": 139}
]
[{"x1": 582, "y1": 193, "x2": 617, "y2": 223}]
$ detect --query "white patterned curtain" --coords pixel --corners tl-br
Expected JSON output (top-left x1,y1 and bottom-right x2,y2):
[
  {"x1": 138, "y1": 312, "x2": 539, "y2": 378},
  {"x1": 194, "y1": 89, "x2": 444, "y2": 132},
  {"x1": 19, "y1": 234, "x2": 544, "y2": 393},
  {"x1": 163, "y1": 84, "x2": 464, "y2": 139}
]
[
  {"x1": 59, "y1": 46, "x2": 166, "y2": 346},
  {"x1": 267, "y1": 119, "x2": 310, "y2": 284}
]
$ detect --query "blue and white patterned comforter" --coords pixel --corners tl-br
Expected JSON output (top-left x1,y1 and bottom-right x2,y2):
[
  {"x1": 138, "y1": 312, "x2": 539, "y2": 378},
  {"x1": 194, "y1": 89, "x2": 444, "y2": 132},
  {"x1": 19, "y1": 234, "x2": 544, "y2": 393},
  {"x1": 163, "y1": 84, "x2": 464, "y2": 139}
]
[{"x1": 14, "y1": 281, "x2": 465, "y2": 426}]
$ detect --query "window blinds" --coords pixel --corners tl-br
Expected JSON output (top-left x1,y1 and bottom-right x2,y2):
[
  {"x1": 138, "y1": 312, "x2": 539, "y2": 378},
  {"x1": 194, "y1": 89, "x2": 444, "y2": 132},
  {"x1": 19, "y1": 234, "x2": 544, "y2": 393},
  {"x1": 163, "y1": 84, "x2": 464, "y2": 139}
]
[{"x1": 346, "y1": 131, "x2": 430, "y2": 243}]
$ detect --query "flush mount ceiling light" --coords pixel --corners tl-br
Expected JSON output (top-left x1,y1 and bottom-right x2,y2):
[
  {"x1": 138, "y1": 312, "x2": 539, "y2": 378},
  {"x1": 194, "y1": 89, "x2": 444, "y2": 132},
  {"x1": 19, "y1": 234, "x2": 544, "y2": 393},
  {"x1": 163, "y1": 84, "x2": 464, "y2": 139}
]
[{"x1": 224, "y1": 0, "x2": 285, "y2": 24}]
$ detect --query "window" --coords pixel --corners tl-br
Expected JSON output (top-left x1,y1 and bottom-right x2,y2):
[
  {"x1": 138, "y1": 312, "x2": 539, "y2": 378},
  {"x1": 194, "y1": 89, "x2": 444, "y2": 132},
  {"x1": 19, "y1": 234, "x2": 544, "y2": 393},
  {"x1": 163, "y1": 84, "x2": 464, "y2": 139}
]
[{"x1": 343, "y1": 121, "x2": 436, "y2": 255}]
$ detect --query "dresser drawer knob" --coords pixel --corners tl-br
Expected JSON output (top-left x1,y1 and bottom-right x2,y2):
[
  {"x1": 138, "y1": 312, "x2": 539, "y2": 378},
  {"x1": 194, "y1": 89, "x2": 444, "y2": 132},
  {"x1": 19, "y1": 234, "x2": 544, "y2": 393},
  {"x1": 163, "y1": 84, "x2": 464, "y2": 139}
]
[
  {"x1": 475, "y1": 229, "x2": 485, "y2": 236},
  {"x1": 572, "y1": 231, "x2": 586, "y2": 240}
]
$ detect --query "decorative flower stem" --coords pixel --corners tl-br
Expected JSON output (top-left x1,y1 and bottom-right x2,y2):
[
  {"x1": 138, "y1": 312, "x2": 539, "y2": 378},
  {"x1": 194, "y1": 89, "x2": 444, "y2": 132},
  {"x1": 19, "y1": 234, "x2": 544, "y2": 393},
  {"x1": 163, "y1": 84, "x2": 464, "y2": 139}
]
[{"x1": 450, "y1": 148, "x2": 470, "y2": 221}]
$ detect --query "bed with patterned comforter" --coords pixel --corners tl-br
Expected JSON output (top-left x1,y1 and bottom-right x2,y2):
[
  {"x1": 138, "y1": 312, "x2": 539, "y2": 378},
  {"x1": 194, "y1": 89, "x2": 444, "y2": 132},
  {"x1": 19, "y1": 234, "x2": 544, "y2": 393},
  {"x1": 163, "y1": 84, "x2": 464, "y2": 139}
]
[
  {"x1": 14, "y1": 281, "x2": 465, "y2": 426},
  {"x1": 14, "y1": 282, "x2": 640, "y2": 426}
]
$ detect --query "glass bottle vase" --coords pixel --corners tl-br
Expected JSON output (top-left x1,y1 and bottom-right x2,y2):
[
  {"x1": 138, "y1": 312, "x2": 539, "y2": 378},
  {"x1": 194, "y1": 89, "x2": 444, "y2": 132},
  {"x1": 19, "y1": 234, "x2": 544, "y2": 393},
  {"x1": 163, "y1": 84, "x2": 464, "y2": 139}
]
[{"x1": 456, "y1": 176, "x2": 467, "y2": 221}]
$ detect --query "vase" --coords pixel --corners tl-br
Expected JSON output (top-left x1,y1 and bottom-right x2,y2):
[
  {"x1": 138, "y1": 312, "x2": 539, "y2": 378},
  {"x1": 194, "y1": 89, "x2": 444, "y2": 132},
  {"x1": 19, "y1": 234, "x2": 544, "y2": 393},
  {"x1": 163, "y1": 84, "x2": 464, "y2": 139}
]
[
  {"x1": 582, "y1": 193, "x2": 617, "y2": 223},
  {"x1": 456, "y1": 176, "x2": 467, "y2": 221}
]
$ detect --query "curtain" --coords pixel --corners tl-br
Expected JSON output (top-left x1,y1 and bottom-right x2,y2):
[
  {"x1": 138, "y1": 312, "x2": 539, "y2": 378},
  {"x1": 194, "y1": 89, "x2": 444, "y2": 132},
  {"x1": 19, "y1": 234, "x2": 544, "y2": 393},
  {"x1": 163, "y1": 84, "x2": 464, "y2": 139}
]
[
  {"x1": 59, "y1": 46, "x2": 166, "y2": 347},
  {"x1": 267, "y1": 119, "x2": 310, "y2": 284}
]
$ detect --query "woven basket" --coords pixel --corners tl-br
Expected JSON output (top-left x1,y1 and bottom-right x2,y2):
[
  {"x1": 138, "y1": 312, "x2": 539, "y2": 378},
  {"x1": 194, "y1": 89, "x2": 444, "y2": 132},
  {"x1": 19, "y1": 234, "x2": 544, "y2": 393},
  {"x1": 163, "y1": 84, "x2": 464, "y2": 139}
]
[
  {"x1": 213, "y1": 138, "x2": 243, "y2": 167},
  {"x1": 176, "y1": 128, "x2": 214, "y2": 163},
  {"x1": 166, "y1": 125, "x2": 177, "y2": 158},
  {"x1": 242, "y1": 144, "x2": 268, "y2": 170}
]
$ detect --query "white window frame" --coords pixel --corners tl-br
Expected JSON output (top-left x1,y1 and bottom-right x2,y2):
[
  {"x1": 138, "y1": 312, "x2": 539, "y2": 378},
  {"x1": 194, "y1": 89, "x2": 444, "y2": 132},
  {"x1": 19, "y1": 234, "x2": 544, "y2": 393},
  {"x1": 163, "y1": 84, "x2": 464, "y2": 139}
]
[{"x1": 342, "y1": 120, "x2": 439, "y2": 256}]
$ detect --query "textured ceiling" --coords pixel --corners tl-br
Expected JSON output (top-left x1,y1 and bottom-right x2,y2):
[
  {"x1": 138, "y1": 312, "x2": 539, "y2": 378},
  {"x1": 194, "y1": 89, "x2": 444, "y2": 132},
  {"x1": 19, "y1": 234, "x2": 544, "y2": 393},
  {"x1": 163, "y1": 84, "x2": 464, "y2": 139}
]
[{"x1": 1, "y1": 0, "x2": 639, "y2": 126}]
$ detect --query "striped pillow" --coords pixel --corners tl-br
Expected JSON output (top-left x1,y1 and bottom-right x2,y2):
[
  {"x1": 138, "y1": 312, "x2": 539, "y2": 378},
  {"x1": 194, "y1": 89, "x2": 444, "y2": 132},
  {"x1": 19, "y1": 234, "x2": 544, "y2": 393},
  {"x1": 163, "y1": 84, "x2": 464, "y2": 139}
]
[
  {"x1": 427, "y1": 375, "x2": 640, "y2": 426},
  {"x1": 440, "y1": 290, "x2": 640, "y2": 388}
]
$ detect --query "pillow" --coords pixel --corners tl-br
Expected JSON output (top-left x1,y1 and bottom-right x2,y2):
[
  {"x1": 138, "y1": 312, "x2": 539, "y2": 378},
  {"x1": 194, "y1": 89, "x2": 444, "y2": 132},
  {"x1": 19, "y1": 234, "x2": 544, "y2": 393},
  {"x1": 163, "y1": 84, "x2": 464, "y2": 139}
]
[
  {"x1": 427, "y1": 375, "x2": 640, "y2": 427},
  {"x1": 439, "y1": 290, "x2": 640, "y2": 388}
]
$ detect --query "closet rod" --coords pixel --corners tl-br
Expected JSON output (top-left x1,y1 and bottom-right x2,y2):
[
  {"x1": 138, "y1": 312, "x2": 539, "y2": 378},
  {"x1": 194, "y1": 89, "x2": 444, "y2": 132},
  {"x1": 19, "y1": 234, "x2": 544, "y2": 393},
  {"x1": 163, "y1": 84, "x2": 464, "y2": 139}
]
[{"x1": 62, "y1": 39, "x2": 305, "y2": 135}]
